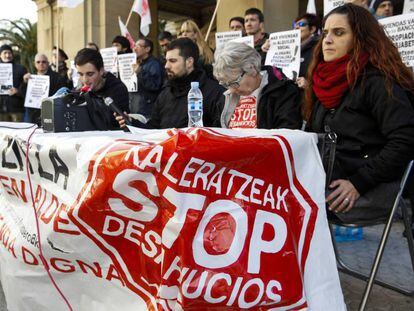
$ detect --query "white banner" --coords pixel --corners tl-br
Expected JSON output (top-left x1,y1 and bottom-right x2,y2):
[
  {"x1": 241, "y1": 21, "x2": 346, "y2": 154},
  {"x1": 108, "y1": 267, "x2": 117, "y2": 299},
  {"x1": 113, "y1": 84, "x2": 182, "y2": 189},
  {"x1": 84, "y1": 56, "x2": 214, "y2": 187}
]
[
  {"x1": 265, "y1": 30, "x2": 301, "y2": 80},
  {"x1": 403, "y1": 0, "x2": 414, "y2": 14},
  {"x1": 117, "y1": 53, "x2": 138, "y2": 92},
  {"x1": 0, "y1": 63, "x2": 13, "y2": 95},
  {"x1": 324, "y1": 0, "x2": 345, "y2": 16},
  {"x1": 230, "y1": 35, "x2": 254, "y2": 48},
  {"x1": 57, "y1": 0, "x2": 84, "y2": 8},
  {"x1": 100, "y1": 47, "x2": 118, "y2": 76},
  {"x1": 380, "y1": 13, "x2": 414, "y2": 67},
  {"x1": 0, "y1": 127, "x2": 346, "y2": 311},
  {"x1": 24, "y1": 75, "x2": 50, "y2": 109},
  {"x1": 70, "y1": 60, "x2": 80, "y2": 89},
  {"x1": 215, "y1": 31, "x2": 242, "y2": 50}
]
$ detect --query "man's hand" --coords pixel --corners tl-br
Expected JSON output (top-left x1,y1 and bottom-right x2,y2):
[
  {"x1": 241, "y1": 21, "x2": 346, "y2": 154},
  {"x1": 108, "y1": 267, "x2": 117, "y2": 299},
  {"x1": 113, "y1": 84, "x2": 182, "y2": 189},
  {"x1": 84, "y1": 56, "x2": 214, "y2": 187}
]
[
  {"x1": 261, "y1": 39, "x2": 270, "y2": 53},
  {"x1": 23, "y1": 73, "x2": 31, "y2": 83},
  {"x1": 8, "y1": 87, "x2": 18, "y2": 96},
  {"x1": 326, "y1": 179, "x2": 360, "y2": 213},
  {"x1": 114, "y1": 112, "x2": 131, "y2": 128}
]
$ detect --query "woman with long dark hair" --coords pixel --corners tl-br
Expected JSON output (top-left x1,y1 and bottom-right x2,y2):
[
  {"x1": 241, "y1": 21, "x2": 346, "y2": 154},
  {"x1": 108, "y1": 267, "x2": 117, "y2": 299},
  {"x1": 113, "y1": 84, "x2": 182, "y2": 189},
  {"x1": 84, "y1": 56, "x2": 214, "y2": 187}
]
[{"x1": 304, "y1": 4, "x2": 414, "y2": 220}]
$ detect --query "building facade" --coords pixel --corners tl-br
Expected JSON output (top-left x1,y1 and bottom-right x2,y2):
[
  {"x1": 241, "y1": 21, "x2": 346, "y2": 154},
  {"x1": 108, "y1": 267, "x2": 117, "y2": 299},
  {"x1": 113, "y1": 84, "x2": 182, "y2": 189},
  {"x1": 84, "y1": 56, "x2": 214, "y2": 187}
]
[{"x1": 33, "y1": 0, "x2": 314, "y2": 60}]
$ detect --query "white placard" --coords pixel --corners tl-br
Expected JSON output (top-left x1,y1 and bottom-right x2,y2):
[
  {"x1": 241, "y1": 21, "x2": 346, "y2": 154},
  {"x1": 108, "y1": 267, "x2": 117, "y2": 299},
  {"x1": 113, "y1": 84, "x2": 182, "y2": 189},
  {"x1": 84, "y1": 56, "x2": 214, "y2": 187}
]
[
  {"x1": 229, "y1": 35, "x2": 254, "y2": 48},
  {"x1": 265, "y1": 30, "x2": 301, "y2": 80},
  {"x1": 380, "y1": 13, "x2": 414, "y2": 68},
  {"x1": 70, "y1": 60, "x2": 80, "y2": 88},
  {"x1": 0, "y1": 63, "x2": 13, "y2": 95},
  {"x1": 100, "y1": 47, "x2": 118, "y2": 75},
  {"x1": 324, "y1": 0, "x2": 345, "y2": 16},
  {"x1": 215, "y1": 31, "x2": 242, "y2": 50},
  {"x1": 24, "y1": 75, "x2": 50, "y2": 109},
  {"x1": 117, "y1": 53, "x2": 138, "y2": 92},
  {"x1": 403, "y1": 0, "x2": 414, "y2": 14}
]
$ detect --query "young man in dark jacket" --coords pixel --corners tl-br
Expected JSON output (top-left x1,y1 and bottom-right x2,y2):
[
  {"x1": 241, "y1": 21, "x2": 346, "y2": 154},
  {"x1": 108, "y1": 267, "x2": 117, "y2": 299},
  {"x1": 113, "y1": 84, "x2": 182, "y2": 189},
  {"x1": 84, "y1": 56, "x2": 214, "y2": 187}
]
[
  {"x1": 214, "y1": 41, "x2": 302, "y2": 130},
  {"x1": 0, "y1": 44, "x2": 27, "y2": 122},
  {"x1": 116, "y1": 38, "x2": 224, "y2": 129},
  {"x1": 74, "y1": 48, "x2": 129, "y2": 130},
  {"x1": 130, "y1": 37, "x2": 164, "y2": 119}
]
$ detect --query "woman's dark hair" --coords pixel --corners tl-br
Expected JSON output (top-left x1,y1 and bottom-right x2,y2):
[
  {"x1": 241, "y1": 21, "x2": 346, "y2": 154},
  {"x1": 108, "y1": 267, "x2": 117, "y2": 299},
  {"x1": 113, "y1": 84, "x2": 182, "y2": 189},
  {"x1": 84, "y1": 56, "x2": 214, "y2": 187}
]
[
  {"x1": 74, "y1": 48, "x2": 104, "y2": 71},
  {"x1": 295, "y1": 13, "x2": 321, "y2": 33},
  {"x1": 304, "y1": 3, "x2": 414, "y2": 120}
]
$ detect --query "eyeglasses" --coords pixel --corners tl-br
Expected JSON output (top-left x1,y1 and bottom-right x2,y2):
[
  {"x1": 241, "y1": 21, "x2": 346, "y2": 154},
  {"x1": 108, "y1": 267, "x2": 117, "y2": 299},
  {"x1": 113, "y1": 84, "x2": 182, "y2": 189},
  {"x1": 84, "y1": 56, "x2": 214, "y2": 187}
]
[
  {"x1": 219, "y1": 72, "x2": 246, "y2": 89},
  {"x1": 36, "y1": 61, "x2": 48, "y2": 64},
  {"x1": 293, "y1": 21, "x2": 309, "y2": 28}
]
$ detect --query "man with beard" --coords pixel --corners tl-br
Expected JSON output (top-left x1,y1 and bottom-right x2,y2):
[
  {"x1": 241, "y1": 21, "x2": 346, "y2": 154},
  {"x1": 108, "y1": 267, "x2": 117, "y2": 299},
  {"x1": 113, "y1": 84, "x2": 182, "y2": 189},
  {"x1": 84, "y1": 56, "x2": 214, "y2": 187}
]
[{"x1": 116, "y1": 38, "x2": 224, "y2": 129}]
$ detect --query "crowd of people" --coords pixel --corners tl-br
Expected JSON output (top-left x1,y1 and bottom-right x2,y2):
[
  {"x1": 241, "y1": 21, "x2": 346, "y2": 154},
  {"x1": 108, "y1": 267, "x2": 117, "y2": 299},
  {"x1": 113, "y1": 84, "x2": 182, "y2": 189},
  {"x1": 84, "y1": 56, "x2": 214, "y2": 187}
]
[{"x1": 0, "y1": 1, "x2": 413, "y2": 231}]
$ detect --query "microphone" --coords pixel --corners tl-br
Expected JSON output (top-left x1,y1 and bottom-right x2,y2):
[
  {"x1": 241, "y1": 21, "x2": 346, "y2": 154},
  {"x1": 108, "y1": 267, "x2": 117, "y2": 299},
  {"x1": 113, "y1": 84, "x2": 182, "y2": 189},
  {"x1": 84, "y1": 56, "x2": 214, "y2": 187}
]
[
  {"x1": 103, "y1": 97, "x2": 131, "y2": 126},
  {"x1": 52, "y1": 87, "x2": 71, "y2": 97},
  {"x1": 80, "y1": 85, "x2": 91, "y2": 93}
]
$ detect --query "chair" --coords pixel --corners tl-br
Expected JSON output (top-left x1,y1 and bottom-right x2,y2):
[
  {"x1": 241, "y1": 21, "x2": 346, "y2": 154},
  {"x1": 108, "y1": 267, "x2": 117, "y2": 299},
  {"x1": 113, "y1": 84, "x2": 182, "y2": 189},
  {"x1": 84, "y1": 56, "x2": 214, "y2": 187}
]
[
  {"x1": 329, "y1": 160, "x2": 414, "y2": 311},
  {"x1": 317, "y1": 133, "x2": 414, "y2": 310}
]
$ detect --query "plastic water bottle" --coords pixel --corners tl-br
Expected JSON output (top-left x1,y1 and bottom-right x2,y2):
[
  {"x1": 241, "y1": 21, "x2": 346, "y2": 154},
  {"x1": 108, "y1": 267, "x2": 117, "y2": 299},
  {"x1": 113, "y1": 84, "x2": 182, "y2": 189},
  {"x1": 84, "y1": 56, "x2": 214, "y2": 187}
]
[
  {"x1": 334, "y1": 225, "x2": 364, "y2": 242},
  {"x1": 187, "y1": 81, "x2": 203, "y2": 127}
]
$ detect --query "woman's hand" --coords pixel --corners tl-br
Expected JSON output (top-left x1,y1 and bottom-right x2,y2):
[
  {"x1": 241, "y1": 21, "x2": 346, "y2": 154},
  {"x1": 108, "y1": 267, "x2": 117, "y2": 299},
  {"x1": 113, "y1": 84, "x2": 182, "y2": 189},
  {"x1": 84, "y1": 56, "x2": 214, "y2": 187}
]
[
  {"x1": 295, "y1": 77, "x2": 307, "y2": 89},
  {"x1": 326, "y1": 179, "x2": 360, "y2": 213}
]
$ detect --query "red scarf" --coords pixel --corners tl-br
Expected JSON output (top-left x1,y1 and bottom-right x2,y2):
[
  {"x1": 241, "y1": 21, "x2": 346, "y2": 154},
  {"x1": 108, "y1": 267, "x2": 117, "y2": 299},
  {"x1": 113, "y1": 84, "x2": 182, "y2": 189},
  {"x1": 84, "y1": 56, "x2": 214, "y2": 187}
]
[{"x1": 312, "y1": 53, "x2": 369, "y2": 109}]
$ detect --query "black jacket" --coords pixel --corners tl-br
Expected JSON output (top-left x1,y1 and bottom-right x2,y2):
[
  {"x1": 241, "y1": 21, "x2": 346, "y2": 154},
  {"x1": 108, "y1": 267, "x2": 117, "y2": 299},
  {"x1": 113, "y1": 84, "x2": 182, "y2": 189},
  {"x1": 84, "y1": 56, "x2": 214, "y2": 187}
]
[
  {"x1": 254, "y1": 33, "x2": 269, "y2": 67},
  {"x1": 299, "y1": 35, "x2": 319, "y2": 78},
  {"x1": 0, "y1": 61, "x2": 27, "y2": 113},
  {"x1": 221, "y1": 66, "x2": 302, "y2": 130},
  {"x1": 88, "y1": 72, "x2": 130, "y2": 130},
  {"x1": 130, "y1": 56, "x2": 164, "y2": 117},
  {"x1": 132, "y1": 69, "x2": 224, "y2": 129},
  {"x1": 308, "y1": 66, "x2": 414, "y2": 195}
]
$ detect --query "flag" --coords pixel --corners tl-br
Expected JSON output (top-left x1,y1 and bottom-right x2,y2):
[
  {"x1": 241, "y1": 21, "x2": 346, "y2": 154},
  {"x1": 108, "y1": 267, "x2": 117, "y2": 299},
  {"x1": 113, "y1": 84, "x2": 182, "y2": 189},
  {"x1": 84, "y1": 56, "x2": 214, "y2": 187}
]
[
  {"x1": 57, "y1": 0, "x2": 84, "y2": 8},
  {"x1": 131, "y1": 0, "x2": 152, "y2": 36},
  {"x1": 306, "y1": 0, "x2": 317, "y2": 14},
  {"x1": 119, "y1": 17, "x2": 135, "y2": 50}
]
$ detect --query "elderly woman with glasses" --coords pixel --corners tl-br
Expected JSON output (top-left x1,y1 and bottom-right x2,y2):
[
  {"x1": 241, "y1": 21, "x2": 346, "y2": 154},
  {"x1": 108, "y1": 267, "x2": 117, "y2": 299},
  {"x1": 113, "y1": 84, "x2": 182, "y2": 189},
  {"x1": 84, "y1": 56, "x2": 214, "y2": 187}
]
[{"x1": 214, "y1": 42, "x2": 302, "y2": 130}]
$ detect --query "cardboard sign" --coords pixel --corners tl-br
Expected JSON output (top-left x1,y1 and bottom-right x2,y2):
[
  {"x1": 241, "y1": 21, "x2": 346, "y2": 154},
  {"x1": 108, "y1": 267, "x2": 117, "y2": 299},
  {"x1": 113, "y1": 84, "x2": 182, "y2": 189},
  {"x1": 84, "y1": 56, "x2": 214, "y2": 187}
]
[
  {"x1": 403, "y1": 0, "x2": 414, "y2": 14},
  {"x1": 0, "y1": 63, "x2": 13, "y2": 95},
  {"x1": 117, "y1": 53, "x2": 138, "y2": 92},
  {"x1": 215, "y1": 31, "x2": 242, "y2": 50},
  {"x1": 100, "y1": 47, "x2": 118, "y2": 75},
  {"x1": 0, "y1": 127, "x2": 345, "y2": 310},
  {"x1": 23, "y1": 75, "x2": 50, "y2": 109},
  {"x1": 230, "y1": 35, "x2": 255, "y2": 48},
  {"x1": 324, "y1": 0, "x2": 345, "y2": 16},
  {"x1": 380, "y1": 13, "x2": 414, "y2": 67},
  {"x1": 265, "y1": 30, "x2": 301, "y2": 80}
]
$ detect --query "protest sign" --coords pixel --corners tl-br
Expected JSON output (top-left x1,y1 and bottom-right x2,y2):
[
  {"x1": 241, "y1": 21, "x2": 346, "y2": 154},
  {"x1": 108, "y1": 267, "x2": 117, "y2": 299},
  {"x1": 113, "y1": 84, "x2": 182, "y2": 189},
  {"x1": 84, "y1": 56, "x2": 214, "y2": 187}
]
[
  {"x1": 117, "y1": 53, "x2": 138, "y2": 92},
  {"x1": 23, "y1": 75, "x2": 50, "y2": 109},
  {"x1": 0, "y1": 127, "x2": 345, "y2": 310},
  {"x1": 230, "y1": 35, "x2": 254, "y2": 48},
  {"x1": 100, "y1": 47, "x2": 118, "y2": 75},
  {"x1": 324, "y1": 0, "x2": 345, "y2": 16},
  {"x1": 215, "y1": 31, "x2": 242, "y2": 50},
  {"x1": 404, "y1": 0, "x2": 414, "y2": 14},
  {"x1": 380, "y1": 13, "x2": 414, "y2": 67},
  {"x1": 0, "y1": 63, "x2": 13, "y2": 95},
  {"x1": 265, "y1": 30, "x2": 301, "y2": 80}
]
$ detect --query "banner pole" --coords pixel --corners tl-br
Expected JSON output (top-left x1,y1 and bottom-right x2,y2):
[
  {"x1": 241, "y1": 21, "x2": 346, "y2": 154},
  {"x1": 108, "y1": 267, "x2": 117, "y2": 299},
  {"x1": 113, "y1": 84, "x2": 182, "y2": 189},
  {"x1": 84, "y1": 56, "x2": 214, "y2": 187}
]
[
  {"x1": 125, "y1": 9, "x2": 133, "y2": 27},
  {"x1": 56, "y1": 7, "x2": 60, "y2": 73},
  {"x1": 205, "y1": 0, "x2": 221, "y2": 42}
]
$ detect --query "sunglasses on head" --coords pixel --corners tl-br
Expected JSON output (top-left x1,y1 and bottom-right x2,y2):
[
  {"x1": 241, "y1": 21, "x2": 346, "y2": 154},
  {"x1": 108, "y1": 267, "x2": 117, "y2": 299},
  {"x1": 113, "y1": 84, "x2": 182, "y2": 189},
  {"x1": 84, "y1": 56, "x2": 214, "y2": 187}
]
[
  {"x1": 219, "y1": 72, "x2": 246, "y2": 89},
  {"x1": 293, "y1": 21, "x2": 309, "y2": 28}
]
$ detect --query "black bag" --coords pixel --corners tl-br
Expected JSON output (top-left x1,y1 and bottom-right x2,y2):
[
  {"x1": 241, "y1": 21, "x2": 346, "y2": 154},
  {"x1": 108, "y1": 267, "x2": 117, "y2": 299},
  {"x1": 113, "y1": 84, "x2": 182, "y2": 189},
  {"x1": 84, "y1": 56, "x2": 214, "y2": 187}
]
[{"x1": 317, "y1": 132, "x2": 399, "y2": 223}]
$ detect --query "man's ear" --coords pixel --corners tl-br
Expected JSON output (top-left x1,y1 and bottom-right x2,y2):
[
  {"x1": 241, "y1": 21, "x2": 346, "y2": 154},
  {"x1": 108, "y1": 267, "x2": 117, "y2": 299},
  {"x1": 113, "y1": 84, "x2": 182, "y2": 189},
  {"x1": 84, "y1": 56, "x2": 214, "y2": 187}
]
[{"x1": 186, "y1": 56, "x2": 194, "y2": 69}]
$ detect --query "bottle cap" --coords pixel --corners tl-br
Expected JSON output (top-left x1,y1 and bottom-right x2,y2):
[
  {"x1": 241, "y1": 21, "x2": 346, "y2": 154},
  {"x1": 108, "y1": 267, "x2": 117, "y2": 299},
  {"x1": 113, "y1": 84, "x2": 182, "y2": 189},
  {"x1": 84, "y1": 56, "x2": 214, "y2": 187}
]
[{"x1": 190, "y1": 81, "x2": 199, "y2": 88}]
